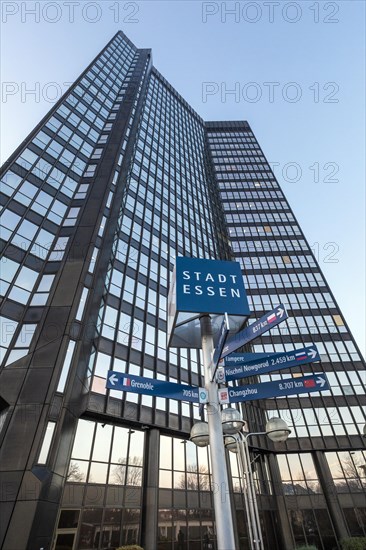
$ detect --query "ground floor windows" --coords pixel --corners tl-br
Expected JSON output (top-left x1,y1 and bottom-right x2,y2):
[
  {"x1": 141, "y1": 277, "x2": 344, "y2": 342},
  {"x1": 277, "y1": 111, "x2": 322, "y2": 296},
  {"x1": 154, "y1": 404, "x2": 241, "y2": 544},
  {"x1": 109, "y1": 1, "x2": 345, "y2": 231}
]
[
  {"x1": 343, "y1": 508, "x2": 366, "y2": 537},
  {"x1": 54, "y1": 531, "x2": 77, "y2": 550},
  {"x1": 157, "y1": 509, "x2": 215, "y2": 550},
  {"x1": 54, "y1": 508, "x2": 140, "y2": 550},
  {"x1": 289, "y1": 509, "x2": 337, "y2": 550},
  {"x1": 235, "y1": 509, "x2": 280, "y2": 550},
  {"x1": 55, "y1": 420, "x2": 365, "y2": 549}
]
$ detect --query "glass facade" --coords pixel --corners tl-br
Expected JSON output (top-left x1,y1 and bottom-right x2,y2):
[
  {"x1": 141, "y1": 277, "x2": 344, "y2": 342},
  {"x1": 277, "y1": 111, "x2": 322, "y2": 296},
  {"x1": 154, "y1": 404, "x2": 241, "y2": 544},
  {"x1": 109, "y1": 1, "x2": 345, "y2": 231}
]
[{"x1": 0, "y1": 31, "x2": 365, "y2": 550}]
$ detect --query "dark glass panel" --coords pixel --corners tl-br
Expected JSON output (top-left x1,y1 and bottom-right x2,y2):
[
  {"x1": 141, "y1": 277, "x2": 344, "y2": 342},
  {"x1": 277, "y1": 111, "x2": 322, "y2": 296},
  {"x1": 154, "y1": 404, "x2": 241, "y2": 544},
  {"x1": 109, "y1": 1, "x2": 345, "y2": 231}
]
[
  {"x1": 58, "y1": 509, "x2": 80, "y2": 529},
  {"x1": 344, "y1": 508, "x2": 366, "y2": 537},
  {"x1": 315, "y1": 509, "x2": 338, "y2": 550},
  {"x1": 101, "y1": 508, "x2": 122, "y2": 549},
  {"x1": 236, "y1": 509, "x2": 249, "y2": 550},
  {"x1": 77, "y1": 508, "x2": 103, "y2": 549},
  {"x1": 55, "y1": 533, "x2": 76, "y2": 550},
  {"x1": 121, "y1": 508, "x2": 140, "y2": 546}
]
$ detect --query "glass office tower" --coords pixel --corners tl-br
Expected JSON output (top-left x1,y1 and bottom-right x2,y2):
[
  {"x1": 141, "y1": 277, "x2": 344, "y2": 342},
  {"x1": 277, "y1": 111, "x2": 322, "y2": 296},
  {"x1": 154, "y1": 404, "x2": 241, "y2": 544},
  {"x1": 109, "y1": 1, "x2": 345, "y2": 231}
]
[{"x1": 0, "y1": 31, "x2": 365, "y2": 550}]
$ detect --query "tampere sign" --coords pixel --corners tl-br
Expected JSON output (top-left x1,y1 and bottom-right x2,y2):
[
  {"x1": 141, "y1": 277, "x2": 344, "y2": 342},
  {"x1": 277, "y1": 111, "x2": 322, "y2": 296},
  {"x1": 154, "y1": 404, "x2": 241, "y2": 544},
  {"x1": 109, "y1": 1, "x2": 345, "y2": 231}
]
[
  {"x1": 218, "y1": 374, "x2": 329, "y2": 404},
  {"x1": 106, "y1": 371, "x2": 208, "y2": 404},
  {"x1": 167, "y1": 257, "x2": 251, "y2": 348}
]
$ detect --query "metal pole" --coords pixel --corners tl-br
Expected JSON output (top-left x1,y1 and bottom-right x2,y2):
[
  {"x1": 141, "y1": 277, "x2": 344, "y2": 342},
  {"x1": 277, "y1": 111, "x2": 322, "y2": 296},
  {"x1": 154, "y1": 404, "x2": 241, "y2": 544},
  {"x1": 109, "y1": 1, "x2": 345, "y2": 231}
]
[
  {"x1": 233, "y1": 436, "x2": 255, "y2": 550},
  {"x1": 200, "y1": 314, "x2": 236, "y2": 550},
  {"x1": 238, "y1": 436, "x2": 260, "y2": 550},
  {"x1": 241, "y1": 434, "x2": 264, "y2": 550}
]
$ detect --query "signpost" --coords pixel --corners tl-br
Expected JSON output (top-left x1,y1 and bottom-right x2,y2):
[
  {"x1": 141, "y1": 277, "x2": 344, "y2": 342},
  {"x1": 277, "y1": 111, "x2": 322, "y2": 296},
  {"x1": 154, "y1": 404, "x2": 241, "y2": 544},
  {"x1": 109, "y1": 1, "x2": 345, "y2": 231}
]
[
  {"x1": 218, "y1": 373, "x2": 329, "y2": 404},
  {"x1": 107, "y1": 372, "x2": 208, "y2": 404},
  {"x1": 211, "y1": 313, "x2": 230, "y2": 380},
  {"x1": 163, "y1": 257, "x2": 330, "y2": 550},
  {"x1": 221, "y1": 304, "x2": 288, "y2": 359},
  {"x1": 221, "y1": 345, "x2": 320, "y2": 382}
]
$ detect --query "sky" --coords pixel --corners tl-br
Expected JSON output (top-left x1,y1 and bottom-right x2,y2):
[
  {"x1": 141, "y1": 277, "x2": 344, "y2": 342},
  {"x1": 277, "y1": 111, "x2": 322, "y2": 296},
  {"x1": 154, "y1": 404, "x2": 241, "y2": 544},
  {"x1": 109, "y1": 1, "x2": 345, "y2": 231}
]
[{"x1": 1, "y1": 0, "x2": 365, "y2": 355}]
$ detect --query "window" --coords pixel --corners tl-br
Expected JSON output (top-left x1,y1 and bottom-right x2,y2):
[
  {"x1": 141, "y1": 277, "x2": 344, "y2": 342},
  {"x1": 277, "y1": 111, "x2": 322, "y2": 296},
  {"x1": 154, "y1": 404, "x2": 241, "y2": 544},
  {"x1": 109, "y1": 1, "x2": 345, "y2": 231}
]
[
  {"x1": 5, "y1": 323, "x2": 37, "y2": 366},
  {"x1": 63, "y1": 207, "x2": 81, "y2": 226},
  {"x1": 8, "y1": 265, "x2": 39, "y2": 305},
  {"x1": 75, "y1": 288, "x2": 89, "y2": 321},
  {"x1": 0, "y1": 258, "x2": 20, "y2": 296},
  {"x1": 0, "y1": 316, "x2": 18, "y2": 364},
  {"x1": 57, "y1": 341, "x2": 76, "y2": 392},
  {"x1": 67, "y1": 420, "x2": 145, "y2": 490},
  {"x1": 30, "y1": 228, "x2": 55, "y2": 259},
  {"x1": 30, "y1": 274, "x2": 55, "y2": 306},
  {"x1": 37, "y1": 422, "x2": 56, "y2": 464},
  {"x1": 1, "y1": 171, "x2": 23, "y2": 196},
  {"x1": 0, "y1": 209, "x2": 21, "y2": 240},
  {"x1": 84, "y1": 165, "x2": 97, "y2": 178},
  {"x1": 277, "y1": 453, "x2": 321, "y2": 494},
  {"x1": 49, "y1": 236, "x2": 69, "y2": 261}
]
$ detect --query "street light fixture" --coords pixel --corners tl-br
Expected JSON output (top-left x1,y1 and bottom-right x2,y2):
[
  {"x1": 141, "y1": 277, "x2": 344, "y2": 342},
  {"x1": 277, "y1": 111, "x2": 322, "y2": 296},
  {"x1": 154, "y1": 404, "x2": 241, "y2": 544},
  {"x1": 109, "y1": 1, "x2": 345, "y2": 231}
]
[
  {"x1": 191, "y1": 411, "x2": 291, "y2": 550},
  {"x1": 222, "y1": 411, "x2": 291, "y2": 550},
  {"x1": 190, "y1": 421, "x2": 209, "y2": 447},
  {"x1": 265, "y1": 417, "x2": 292, "y2": 442},
  {"x1": 222, "y1": 406, "x2": 247, "y2": 434}
]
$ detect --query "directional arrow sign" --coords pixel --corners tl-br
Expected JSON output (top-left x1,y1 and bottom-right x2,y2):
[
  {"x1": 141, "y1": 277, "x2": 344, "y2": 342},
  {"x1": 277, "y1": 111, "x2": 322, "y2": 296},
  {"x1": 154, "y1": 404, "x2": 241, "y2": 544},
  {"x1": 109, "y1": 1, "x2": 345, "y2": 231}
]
[
  {"x1": 221, "y1": 305, "x2": 288, "y2": 359},
  {"x1": 224, "y1": 346, "x2": 320, "y2": 382},
  {"x1": 216, "y1": 351, "x2": 274, "y2": 379},
  {"x1": 222, "y1": 351, "x2": 278, "y2": 366},
  {"x1": 106, "y1": 371, "x2": 208, "y2": 404},
  {"x1": 218, "y1": 374, "x2": 329, "y2": 404}
]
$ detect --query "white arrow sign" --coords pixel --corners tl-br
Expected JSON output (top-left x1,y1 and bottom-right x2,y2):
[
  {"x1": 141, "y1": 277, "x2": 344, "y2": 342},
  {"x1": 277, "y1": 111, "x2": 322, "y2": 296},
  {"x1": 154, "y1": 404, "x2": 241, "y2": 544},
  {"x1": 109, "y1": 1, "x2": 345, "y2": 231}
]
[
  {"x1": 277, "y1": 306, "x2": 285, "y2": 318},
  {"x1": 316, "y1": 376, "x2": 327, "y2": 388},
  {"x1": 308, "y1": 348, "x2": 317, "y2": 359},
  {"x1": 109, "y1": 373, "x2": 118, "y2": 386}
]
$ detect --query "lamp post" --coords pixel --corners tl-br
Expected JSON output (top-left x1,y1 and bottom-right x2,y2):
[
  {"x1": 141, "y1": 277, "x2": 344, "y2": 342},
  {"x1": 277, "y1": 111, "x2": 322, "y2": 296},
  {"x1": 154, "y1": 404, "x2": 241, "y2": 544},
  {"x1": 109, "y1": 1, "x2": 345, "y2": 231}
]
[
  {"x1": 196, "y1": 315, "x2": 237, "y2": 550},
  {"x1": 190, "y1": 409, "x2": 291, "y2": 550},
  {"x1": 222, "y1": 409, "x2": 291, "y2": 550}
]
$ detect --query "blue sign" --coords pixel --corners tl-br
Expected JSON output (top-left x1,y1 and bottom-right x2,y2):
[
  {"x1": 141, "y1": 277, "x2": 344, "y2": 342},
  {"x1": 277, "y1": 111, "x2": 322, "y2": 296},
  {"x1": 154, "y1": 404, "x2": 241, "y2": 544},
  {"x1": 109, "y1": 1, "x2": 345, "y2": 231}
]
[
  {"x1": 175, "y1": 257, "x2": 250, "y2": 315},
  {"x1": 168, "y1": 257, "x2": 251, "y2": 348},
  {"x1": 222, "y1": 352, "x2": 277, "y2": 365},
  {"x1": 106, "y1": 372, "x2": 208, "y2": 404},
  {"x1": 223, "y1": 346, "x2": 320, "y2": 382},
  {"x1": 221, "y1": 305, "x2": 288, "y2": 359},
  {"x1": 218, "y1": 374, "x2": 329, "y2": 404}
]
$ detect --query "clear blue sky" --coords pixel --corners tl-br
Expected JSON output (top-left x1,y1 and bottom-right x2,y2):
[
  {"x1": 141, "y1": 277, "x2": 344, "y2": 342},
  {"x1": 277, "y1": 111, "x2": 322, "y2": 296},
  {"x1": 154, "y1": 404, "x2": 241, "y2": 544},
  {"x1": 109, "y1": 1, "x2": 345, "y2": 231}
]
[{"x1": 1, "y1": 1, "x2": 365, "y2": 355}]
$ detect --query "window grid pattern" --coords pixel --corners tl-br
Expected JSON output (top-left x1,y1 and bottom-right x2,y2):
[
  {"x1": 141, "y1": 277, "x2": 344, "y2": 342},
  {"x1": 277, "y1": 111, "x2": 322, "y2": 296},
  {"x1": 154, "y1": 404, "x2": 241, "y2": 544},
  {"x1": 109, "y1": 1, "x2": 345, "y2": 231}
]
[
  {"x1": 158, "y1": 434, "x2": 216, "y2": 549},
  {"x1": 68, "y1": 419, "x2": 145, "y2": 487},
  {"x1": 325, "y1": 450, "x2": 366, "y2": 493},
  {"x1": 0, "y1": 33, "x2": 138, "y2": 367},
  {"x1": 90, "y1": 70, "x2": 224, "y2": 421},
  {"x1": 207, "y1": 127, "x2": 366, "y2": 442}
]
